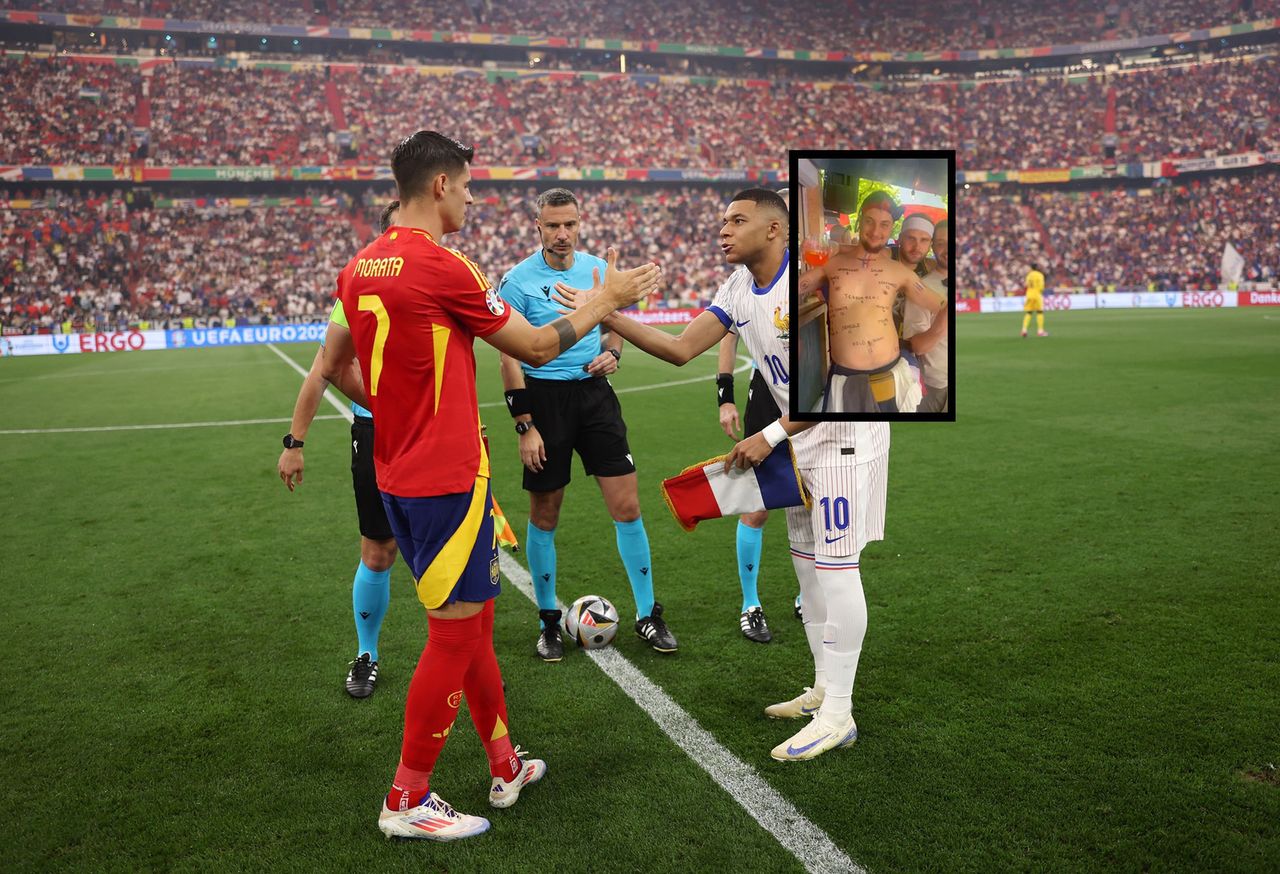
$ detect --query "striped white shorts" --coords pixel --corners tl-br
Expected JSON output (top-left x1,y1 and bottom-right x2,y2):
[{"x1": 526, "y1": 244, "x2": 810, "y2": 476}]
[{"x1": 786, "y1": 453, "x2": 888, "y2": 559}]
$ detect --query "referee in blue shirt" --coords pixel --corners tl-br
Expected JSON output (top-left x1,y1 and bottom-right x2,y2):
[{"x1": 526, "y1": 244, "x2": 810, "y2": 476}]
[{"x1": 499, "y1": 188, "x2": 678, "y2": 661}]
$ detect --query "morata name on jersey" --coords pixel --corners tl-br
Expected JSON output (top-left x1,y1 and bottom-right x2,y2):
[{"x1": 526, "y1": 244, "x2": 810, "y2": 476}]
[{"x1": 353, "y1": 257, "x2": 405, "y2": 278}]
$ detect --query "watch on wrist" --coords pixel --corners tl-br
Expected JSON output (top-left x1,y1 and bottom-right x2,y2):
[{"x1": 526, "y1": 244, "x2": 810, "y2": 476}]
[
  {"x1": 283, "y1": 433, "x2": 304, "y2": 449},
  {"x1": 515, "y1": 421, "x2": 534, "y2": 435},
  {"x1": 607, "y1": 348, "x2": 621, "y2": 362}
]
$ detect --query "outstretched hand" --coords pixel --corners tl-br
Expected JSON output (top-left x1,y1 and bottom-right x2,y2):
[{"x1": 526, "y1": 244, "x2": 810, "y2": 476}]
[{"x1": 553, "y1": 247, "x2": 661, "y2": 313}]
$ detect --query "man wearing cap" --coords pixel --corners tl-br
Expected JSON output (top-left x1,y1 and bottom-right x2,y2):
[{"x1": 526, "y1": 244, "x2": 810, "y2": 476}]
[
  {"x1": 891, "y1": 213, "x2": 936, "y2": 335},
  {"x1": 903, "y1": 219, "x2": 950, "y2": 413},
  {"x1": 800, "y1": 191, "x2": 944, "y2": 413}
]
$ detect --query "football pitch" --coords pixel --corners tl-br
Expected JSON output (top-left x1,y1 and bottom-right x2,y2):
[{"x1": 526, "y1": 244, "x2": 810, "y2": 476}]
[{"x1": 2, "y1": 308, "x2": 1277, "y2": 872}]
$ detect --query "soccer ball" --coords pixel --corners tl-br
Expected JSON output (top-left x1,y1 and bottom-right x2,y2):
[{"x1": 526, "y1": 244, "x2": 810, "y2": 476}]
[{"x1": 562, "y1": 595, "x2": 619, "y2": 649}]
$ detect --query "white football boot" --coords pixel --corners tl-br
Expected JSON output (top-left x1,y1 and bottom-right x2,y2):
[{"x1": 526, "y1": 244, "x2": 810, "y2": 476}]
[
  {"x1": 489, "y1": 747, "x2": 547, "y2": 809},
  {"x1": 764, "y1": 686, "x2": 825, "y2": 719},
  {"x1": 770, "y1": 714, "x2": 858, "y2": 762},
  {"x1": 378, "y1": 791, "x2": 490, "y2": 841}
]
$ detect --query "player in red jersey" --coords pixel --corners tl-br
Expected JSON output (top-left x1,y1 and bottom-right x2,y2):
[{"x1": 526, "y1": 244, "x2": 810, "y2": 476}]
[{"x1": 320, "y1": 131, "x2": 661, "y2": 841}]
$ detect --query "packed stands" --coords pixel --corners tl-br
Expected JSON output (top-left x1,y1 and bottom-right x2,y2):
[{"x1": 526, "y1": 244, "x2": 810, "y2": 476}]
[
  {"x1": 4, "y1": 53, "x2": 1278, "y2": 171},
  {"x1": 9, "y1": 0, "x2": 1277, "y2": 52}
]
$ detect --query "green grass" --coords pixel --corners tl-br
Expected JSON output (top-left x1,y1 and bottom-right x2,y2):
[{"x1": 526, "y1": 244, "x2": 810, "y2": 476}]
[{"x1": 1, "y1": 308, "x2": 1278, "y2": 872}]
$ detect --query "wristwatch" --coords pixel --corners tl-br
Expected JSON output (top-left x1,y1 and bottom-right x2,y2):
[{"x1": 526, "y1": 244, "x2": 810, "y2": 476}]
[
  {"x1": 515, "y1": 421, "x2": 534, "y2": 435},
  {"x1": 607, "y1": 348, "x2": 621, "y2": 362},
  {"x1": 282, "y1": 433, "x2": 304, "y2": 449}
]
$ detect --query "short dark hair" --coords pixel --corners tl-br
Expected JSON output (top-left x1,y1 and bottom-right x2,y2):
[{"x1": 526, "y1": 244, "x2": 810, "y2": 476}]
[
  {"x1": 729, "y1": 188, "x2": 789, "y2": 219},
  {"x1": 379, "y1": 199, "x2": 400, "y2": 233},
  {"x1": 391, "y1": 131, "x2": 474, "y2": 202},
  {"x1": 536, "y1": 187, "x2": 579, "y2": 213}
]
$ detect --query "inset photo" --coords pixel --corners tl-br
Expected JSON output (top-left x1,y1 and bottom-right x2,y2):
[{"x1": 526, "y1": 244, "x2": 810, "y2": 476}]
[{"x1": 790, "y1": 150, "x2": 955, "y2": 421}]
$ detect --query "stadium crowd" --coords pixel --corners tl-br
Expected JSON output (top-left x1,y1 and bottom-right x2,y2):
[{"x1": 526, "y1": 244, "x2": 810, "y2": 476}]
[
  {"x1": 9, "y1": 0, "x2": 1277, "y2": 52},
  {"x1": 1114, "y1": 57, "x2": 1280, "y2": 160},
  {"x1": 0, "y1": 185, "x2": 732, "y2": 333},
  {"x1": 146, "y1": 66, "x2": 334, "y2": 165},
  {"x1": 0, "y1": 56, "x2": 139, "y2": 165},
  {"x1": 959, "y1": 169, "x2": 1280, "y2": 294},
  {"x1": 7, "y1": 169, "x2": 1279, "y2": 333},
  {"x1": 5, "y1": 54, "x2": 1278, "y2": 171}
]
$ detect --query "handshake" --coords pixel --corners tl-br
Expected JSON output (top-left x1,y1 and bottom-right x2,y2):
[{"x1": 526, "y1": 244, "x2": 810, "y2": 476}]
[{"x1": 552, "y1": 247, "x2": 663, "y2": 316}]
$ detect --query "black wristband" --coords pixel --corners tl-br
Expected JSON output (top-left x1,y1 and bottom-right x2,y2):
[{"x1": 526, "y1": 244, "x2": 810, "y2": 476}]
[
  {"x1": 607, "y1": 348, "x2": 621, "y2": 362},
  {"x1": 716, "y1": 372, "x2": 735, "y2": 407},
  {"x1": 504, "y1": 388, "x2": 531, "y2": 418}
]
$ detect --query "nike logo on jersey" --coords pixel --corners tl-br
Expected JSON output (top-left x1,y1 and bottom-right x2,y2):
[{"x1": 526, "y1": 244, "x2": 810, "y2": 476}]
[
  {"x1": 824, "y1": 533, "x2": 848, "y2": 544},
  {"x1": 735, "y1": 319, "x2": 751, "y2": 327}
]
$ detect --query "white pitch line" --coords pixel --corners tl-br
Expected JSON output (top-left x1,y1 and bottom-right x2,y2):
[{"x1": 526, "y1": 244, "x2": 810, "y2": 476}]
[
  {"x1": 0, "y1": 415, "x2": 347, "y2": 435},
  {"x1": 499, "y1": 553, "x2": 863, "y2": 874},
  {"x1": 266, "y1": 342, "x2": 354, "y2": 421}
]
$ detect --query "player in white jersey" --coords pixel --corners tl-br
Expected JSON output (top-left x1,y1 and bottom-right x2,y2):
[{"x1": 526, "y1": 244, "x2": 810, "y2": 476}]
[{"x1": 553, "y1": 189, "x2": 886, "y2": 762}]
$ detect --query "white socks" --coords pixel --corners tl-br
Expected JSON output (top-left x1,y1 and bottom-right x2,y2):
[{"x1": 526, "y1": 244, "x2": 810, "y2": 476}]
[
  {"x1": 790, "y1": 543, "x2": 827, "y2": 690},
  {"x1": 814, "y1": 562, "x2": 868, "y2": 725}
]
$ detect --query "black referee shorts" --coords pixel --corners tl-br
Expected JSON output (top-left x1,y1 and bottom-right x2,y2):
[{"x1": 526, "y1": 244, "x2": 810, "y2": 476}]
[
  {"x1": 524, "y1": 375, "x2": 635, "y2": 493},
  {"x1": 743, "y1": 369, "x2": 782, "y2": 437},
  {"x1": 351, "y1": 416, "x2": 394, "y2": 541}
]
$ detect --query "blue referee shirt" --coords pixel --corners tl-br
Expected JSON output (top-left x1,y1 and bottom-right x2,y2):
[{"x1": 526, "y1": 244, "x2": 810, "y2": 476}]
[{"x1": 499, "y1": 249, "x2": 608, "y2": 381}]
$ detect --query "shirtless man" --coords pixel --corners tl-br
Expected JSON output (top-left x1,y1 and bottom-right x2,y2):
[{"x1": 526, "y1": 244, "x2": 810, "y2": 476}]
[{"x1": 799, "y1": 191, "x2": 944, "y2": 413}]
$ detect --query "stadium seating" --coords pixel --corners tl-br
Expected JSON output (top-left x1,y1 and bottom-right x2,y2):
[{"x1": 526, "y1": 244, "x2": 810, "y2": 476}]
[
  {"x1": 0, "y1": 185, "x2": 734, "y2": 332},
  {"x1": 959, "y1": 170, "x2": 1280, "y2": 294},
  {"x1": 3, "y1": 53, "x2": 1278, "y2": 171},
  {"x1": 9, "y1": 0, "x2": 1276, "y2": 52}
]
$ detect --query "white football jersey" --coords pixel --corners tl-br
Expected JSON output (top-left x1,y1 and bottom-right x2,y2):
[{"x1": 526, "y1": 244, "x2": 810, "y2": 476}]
[{"x1": 708, "y1": 254, "x2": 890, "y2": 468}]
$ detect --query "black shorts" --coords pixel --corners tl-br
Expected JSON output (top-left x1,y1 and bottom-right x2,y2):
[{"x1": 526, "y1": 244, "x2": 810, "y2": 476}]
[
  {"x1": 744, "y1": 369, "x2": 782, "y2": 437},
  {"x1": 524, "y1": 376, "x2": 635, "y2": 492},
  {"x1": 351, "y1": 416, "x2": 393, "y2": 541}
]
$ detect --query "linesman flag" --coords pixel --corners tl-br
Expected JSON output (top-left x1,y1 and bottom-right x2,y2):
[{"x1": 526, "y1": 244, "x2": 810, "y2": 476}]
[
  {"x1": 492, "y1": 494, "x2": 519, "y2": 552},
  {"x1": 661, "y1": 443, "x2": 810, "y2": 532}
]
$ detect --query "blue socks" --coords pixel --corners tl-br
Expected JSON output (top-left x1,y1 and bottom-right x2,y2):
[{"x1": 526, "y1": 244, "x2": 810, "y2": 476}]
[
  {"x1": 736, "y1": 520, "x2": 764, "y2": 612},
  {"x1": 615, "y1": 517, "x2": 655, "y2": 619},
  {"x1": 352, "y1": 561, "x2": 391, "y2": 661},
  {"x1": 526, "y1": 522, "x2": 558, "y2": 625}
]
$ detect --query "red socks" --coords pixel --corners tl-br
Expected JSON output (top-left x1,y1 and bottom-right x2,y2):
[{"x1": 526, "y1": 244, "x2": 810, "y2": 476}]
[
  {"x1": 395, "y1": 610, "x2": 482, "y2": 795},
  {"x1": 385, "y1": 602, "x2": 521, "y2": 808},
  {"x1": 465, "y1": 600, "x2": 520, "y2": 782}
]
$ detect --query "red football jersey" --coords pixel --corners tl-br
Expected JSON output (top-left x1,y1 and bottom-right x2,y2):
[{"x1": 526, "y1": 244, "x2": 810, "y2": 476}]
[{"x1": 334, "y1": 226, "x2": 510, "y2": 497}]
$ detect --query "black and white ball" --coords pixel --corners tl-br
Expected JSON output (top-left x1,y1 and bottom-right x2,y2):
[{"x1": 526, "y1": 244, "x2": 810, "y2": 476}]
[{"x1": 562, "y1": 595, "x2": 619, "y2": 649}]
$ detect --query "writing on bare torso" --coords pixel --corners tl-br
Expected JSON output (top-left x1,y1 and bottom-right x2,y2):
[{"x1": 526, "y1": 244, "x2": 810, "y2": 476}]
[{"x1": 825, "y1": 249, "x2": 913, "y2": 370}]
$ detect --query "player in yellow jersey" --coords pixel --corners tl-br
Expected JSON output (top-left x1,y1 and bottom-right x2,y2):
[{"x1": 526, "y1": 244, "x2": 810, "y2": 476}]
[{"x1": 1021, "y1": 263, "x2": 1048, "y2": 337}]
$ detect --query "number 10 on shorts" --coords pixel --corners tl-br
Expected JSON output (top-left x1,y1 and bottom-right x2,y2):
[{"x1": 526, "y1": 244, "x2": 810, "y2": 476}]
[{"x1": 819, "y1": 496, "x2": 850, "y2": 535}]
